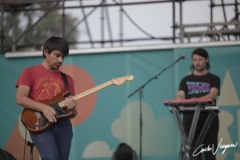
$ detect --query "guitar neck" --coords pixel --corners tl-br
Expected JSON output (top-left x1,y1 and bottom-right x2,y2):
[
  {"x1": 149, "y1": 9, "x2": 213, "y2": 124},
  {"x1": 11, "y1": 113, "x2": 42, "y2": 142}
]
[
  {"x1": 58, "y1": 80, "x2": 113, "y2": 108},
  {"x1": 74, "y1": 80, "x2": 112, "y2": 100}
]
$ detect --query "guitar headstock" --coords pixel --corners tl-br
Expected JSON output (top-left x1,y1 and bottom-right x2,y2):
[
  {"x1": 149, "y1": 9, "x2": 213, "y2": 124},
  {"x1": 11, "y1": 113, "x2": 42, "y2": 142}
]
[{"x1": 111, "y1": 75, "x2": 134, "y2": 86}]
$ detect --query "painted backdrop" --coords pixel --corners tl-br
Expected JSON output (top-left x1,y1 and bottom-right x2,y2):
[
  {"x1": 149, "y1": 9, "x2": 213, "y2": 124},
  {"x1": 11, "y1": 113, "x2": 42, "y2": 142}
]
[{"x1": 0, "y1": 43, "x2": 240, "y2": 160}]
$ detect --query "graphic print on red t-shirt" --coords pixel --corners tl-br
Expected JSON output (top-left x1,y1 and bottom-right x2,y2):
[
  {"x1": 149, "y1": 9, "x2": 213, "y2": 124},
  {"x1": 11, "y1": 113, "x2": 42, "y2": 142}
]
[
  {"x1": 35, "y1": 76, "x2": 65, "y2": 101},
  {"x1": 16, "y1": 65, "x2": 68, "y2": 102}
]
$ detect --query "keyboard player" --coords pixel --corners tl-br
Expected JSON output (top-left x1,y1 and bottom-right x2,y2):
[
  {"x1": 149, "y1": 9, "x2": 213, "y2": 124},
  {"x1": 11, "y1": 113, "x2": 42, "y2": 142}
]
[{"x1": 176, "y1": 48, "x2": 220, "y2": 160}]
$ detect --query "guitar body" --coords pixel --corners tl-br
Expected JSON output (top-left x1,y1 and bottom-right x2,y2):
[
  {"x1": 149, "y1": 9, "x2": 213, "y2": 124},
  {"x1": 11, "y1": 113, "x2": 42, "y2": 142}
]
[
  {"x1": 20, "y1": 75, "x2": 134, "y2": 134},
  {"x1": 21, "y1": 90, "x2": 73, "y2": 134}
]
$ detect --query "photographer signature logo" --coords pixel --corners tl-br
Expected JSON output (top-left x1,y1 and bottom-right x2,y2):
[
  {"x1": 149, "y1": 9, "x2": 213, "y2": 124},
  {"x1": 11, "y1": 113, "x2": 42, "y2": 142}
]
[{"x1": 193, "y1": 138, "x2": 237, "y2": 156}]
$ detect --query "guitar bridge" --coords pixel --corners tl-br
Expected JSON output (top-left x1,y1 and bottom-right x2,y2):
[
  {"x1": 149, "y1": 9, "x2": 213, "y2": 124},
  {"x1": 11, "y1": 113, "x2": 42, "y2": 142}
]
[{"x1": 34, "y1": 112, "x2": 42, "y2": 130}]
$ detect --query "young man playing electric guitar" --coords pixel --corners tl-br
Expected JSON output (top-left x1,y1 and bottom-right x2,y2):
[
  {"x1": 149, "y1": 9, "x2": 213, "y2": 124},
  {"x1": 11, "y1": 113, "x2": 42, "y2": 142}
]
[{"x1": 16, "y1": 36, "x2": 78, "y2": 160}]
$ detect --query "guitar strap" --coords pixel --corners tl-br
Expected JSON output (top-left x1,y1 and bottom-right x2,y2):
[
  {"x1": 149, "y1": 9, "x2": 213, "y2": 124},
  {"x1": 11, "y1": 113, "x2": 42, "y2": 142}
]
[{"x1": 60, "y1": 72, "x2": 72, "y2": 95}]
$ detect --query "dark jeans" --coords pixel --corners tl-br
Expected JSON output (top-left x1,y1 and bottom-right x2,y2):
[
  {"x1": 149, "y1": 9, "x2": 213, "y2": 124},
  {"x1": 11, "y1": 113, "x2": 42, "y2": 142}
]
[
  {"x1": 184, "y1": 129, "x2": 218, "y2": 160},
  {"x1": 30, "y1": 120, "x2": 73, "y2": 160}
]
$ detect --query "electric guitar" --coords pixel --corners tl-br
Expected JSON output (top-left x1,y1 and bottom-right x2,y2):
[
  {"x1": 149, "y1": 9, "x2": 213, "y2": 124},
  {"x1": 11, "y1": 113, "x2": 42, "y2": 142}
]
[{"x1": 21, "y1": 75, "x2": 134, "y2": 133}]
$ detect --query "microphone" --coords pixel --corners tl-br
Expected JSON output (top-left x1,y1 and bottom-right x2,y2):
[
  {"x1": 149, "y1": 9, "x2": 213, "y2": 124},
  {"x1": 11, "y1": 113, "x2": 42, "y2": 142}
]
[
  {"x1": 175, "y1": 55, "x2": 186, "y2": 62},
  {"x1": 180, "y1": 55, "x2": 186, "y2": 59}
]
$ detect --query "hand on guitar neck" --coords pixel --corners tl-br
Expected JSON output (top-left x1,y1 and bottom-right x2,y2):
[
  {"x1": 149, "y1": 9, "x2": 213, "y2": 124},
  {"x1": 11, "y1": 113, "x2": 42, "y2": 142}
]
[{"x1": 62, "y1": 96, "x2": 78, "y2": 118}]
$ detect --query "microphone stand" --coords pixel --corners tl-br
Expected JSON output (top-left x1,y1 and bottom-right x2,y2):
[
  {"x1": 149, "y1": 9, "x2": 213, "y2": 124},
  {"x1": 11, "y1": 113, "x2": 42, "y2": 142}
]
[
  {"x1": 27, "y1": 141, "x2": 35, "y2": 160},
  {"x1": 127, "y1": 56, "x2": 185, "y2": 160}
]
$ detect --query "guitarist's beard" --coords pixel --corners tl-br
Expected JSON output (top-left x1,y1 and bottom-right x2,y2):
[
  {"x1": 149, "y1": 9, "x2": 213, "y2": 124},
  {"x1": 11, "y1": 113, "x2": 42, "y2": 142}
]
[{"x1": 51, "y1": 63, "x2": 62, "y2": 71}]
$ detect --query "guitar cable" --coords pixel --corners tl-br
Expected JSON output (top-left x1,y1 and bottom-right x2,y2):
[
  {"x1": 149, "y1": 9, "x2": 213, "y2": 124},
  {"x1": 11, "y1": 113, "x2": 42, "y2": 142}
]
[
  {"x1": 23, "y1": 126, "x2": 27, "y2": 160},
  {"x1": 21, "y1": 118, "x2": 27, "y2": 160}
]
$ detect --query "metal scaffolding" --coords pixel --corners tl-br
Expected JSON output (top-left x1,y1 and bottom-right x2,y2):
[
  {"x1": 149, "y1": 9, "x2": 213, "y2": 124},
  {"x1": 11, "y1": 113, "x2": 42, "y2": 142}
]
[{"x1": 0, "y1": 0, "x2": 240, "y2": 53}]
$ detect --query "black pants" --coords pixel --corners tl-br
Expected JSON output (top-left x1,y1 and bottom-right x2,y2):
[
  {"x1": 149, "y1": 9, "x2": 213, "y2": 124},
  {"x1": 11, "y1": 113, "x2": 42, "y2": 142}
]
[{"x1": 184, "y1": 129, "x2": 218, "y2": 160}]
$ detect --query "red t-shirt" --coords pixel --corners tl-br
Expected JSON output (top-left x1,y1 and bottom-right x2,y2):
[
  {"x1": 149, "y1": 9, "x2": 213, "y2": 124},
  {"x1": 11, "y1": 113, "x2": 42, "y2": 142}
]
[{"x1": 16, "y1": 64, "x2": 75, "y2": 102}]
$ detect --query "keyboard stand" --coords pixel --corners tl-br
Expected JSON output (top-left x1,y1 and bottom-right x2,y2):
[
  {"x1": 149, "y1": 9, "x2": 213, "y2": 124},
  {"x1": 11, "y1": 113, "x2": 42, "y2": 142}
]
[
  {"x1": 163, "y1": 99, "x2": 219, "y2": 160},
  {"x1": 179, "y1": 106, "x2": 219, "y2": 158},
  {"x1": 170, "y1": 103, "x2": 203, "y2": 160},
  {"x1": 192, "y1": 109, "x2": 218, "y2": 155},
  {"x1": 170, "y1": 105, "x2": 219, "y2": 160},
  {"x1": 171, "y1": 106, "x2": 192, "y2": 160}
]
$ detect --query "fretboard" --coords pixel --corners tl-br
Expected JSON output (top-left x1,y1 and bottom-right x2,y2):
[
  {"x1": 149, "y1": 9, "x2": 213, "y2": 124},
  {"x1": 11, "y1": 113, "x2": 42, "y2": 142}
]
[{"x1": 58, "y1": 80, "x2": 112, "y2": 108}]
